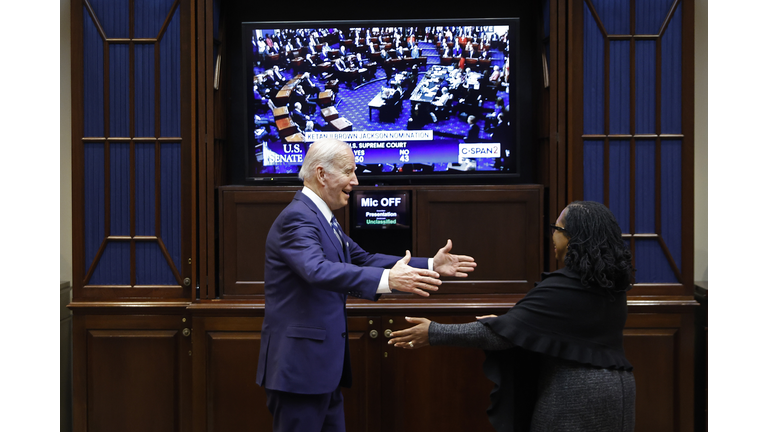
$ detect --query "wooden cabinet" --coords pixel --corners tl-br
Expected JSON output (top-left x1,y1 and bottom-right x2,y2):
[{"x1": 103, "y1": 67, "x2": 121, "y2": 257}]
[
  {"x1": 377, "y1": 314, "x2": 495, "y2": 432},
  {"x1": 188, "y1": 313, "x2": 382, "y2": 432},
  {"x1": 75, "y1": 301, "x2": 690, "y2": 432},
  {"x1": 413, "y1": 187, "x2": 544, "y2": 294},
  {"x1": 186, "y1": 309, "x2": 500, "y2": 432},
  {"x1": 218, "y1": 185, "x2": 545, "y2": 299},
  {"x1": 190, "y1": 315, "x2": 267, "y2": 431},
  {"x1": 624, "y1": 309, "x2": 696, "y2": 432},
  {"x1": 71, "y1": 308, "x2": 193, "y2": 432}
]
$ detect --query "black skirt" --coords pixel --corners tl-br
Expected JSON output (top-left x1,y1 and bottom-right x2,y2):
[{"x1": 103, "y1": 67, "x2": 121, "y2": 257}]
[{"x1": 530, "y1": 356, "x2": 635, "y2": 432}]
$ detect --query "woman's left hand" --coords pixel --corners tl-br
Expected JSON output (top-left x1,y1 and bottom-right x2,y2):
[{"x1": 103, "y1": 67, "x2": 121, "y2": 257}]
[{"x1": 388, "y1": 317, "x2": 432, "y2": 349}]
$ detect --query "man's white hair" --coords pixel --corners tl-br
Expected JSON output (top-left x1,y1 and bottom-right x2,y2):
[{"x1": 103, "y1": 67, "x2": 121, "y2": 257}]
[{"x1": 298, "y1": 138, "x2": 351, "y2": 181}]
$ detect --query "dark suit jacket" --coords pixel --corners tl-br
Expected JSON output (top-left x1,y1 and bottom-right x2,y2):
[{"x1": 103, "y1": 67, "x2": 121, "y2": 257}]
[
  {"x1": 465, "y1": 123, "x2": 480, "y2": 141},
  {"x1": 256, "y1": 191, "x2": 428, "y2": 394},
  {"x1": 291, "y1": 109, "x2": 310, "y2": 130}
]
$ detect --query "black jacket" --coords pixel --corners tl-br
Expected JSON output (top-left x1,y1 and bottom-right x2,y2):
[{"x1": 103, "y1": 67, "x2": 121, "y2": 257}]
[{"x1": 480, "y1": 267, "x2": 632, "y2": 431}]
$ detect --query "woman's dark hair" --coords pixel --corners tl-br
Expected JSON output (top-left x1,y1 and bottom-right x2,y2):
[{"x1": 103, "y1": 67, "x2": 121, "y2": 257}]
[{"x1": 562, "y1": 201, "x2": 635, "y2": 292}]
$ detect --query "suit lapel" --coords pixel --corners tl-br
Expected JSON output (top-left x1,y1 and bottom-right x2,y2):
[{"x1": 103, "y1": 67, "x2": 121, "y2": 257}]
[{"x1": 295, "y1": 191, "x2": 346, "y2": 262}]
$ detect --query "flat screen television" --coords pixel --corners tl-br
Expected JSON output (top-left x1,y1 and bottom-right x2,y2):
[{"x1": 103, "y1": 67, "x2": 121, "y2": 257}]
[{"x1": 239, "y1": 18, "x2": 525, "y2": 184}]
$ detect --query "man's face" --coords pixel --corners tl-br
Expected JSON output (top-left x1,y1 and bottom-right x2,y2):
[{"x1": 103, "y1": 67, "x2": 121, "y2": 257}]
[{"x1": 320, "y1": 147, "x2": 358, "y2": 211}]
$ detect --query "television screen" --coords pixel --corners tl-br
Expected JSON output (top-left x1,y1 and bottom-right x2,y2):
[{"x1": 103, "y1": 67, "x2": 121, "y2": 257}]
[
  {"x1": 351, "y1": 190, "x2": 410, "y2": 229},
  {"x1": 243, "y1": 19, "x2": 518, "y2": 183}
]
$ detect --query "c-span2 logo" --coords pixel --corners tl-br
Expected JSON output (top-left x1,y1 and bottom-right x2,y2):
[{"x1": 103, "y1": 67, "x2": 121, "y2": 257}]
[{"x1": 458, "y1": 143, "x2": 501, "y2": 158}]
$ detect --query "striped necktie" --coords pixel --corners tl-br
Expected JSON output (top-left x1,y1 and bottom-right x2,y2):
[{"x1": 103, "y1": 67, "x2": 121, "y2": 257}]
[
  {"x1": 330, "y1": 216, "x2": 344, "y2": 247},
  {"x1": 330, "y1": 216, "x2": 349, "y2": 262}
]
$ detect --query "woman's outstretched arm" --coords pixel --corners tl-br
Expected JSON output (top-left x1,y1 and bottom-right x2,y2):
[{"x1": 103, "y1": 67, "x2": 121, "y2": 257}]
[{"x1": 389, "y1": 317, "x2": 514, "y2": 351}]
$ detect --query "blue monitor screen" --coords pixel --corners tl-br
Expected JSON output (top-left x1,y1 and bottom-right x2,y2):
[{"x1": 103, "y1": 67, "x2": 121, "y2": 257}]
[{"x1": 243, "y1": 19, "x2": 518, "y2": 182}]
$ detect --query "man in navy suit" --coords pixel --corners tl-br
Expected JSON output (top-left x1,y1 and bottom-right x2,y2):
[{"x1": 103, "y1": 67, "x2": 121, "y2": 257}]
[
  {"x1": 290, "y1": 102, "x2": 314, "y2": 132},
  {"x1": 257, "y1": 138, "x2": 477, "y2": 432}
]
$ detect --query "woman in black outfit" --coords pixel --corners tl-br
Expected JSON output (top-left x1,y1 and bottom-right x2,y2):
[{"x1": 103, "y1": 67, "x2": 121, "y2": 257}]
[{"x1": 389, "y1": 201, "x2": 636, "y2": 432}]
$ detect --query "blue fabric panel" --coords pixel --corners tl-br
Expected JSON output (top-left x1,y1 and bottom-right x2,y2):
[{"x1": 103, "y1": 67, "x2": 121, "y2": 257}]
[
  {"x1": 84, "y1": 143, "x2": 105, "y2": 274},
  {"x1": 609, "y1": 41, "x2": 630, "y2": 135},
  {"x1": 635, "y1": 140, "x2": 655, "y2": 233},
  {"x1": 661, "y1": 3, "x2": 682, "y2": 134},
  {"x1": 83, "y1": 7, "x2": 104, "y2": 138},
  {"x1": 661, "y1": 140, "x2": 682, "y2": 271},
  {"x1": 609, "y1": 140, "x2": 630, "y2": 233},
  {"x1": 543, "y1": 0, "x2": 550, "y2": 37},
  {"x1": 109, "y1": 44, "x2": 130, "y2": 137},
  {"x1": 583, "y1": 140, "x2": 604, "y2": 203},
  {"x1": 136, "y1": 242, "x2": 176, "y2": 285},
  {"x1": 135, "y1": 143, "x2": 156, "y2": 236},
  {"x1": 160, "y1": 8, "x2": 181, "y2": 137},
  {"x1": 161, "y1": 143, "x2": 182, "y2": 271},
  {"x1": 590, "y1": 0, "x2": 630, "y2": 35},
  {"x1": 90, "y1": 242, "x2": 131, "y2": 285},
  {"x1": 135, "y1": 44, "x2": 155, "y2": 137},
  {"x1": 635, "y1": 238, "x2": 676, "y2": 283},
  {"x1": 110, "y1": 143, "x2": 131, "y2": 236},
  {"x1": 89, "y1": 0, "x2": 129, "y2": 39},
  {"x1": 134, "y1": 0, "x2": 177, "y2": 39},
  {"x1": 636, "y1": 0, "x2": 677, "y2": 35},
  {"x1": 635, "y1": 40, "x2": 656, "y2": 134},
  {"x1": 583, "y1": 3, "x2": 605, "y2": 135}
]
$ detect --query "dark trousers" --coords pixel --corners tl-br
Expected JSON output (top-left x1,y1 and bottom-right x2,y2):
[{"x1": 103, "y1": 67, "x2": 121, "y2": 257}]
[{"x1": 265, "y1": 387, "x2": 345, "y2": 432}]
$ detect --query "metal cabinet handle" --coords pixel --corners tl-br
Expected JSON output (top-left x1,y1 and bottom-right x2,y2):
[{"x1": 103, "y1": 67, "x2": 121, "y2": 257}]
[
  {"x1": 369, "y1": 330, "x2": 379, "y2": 339},
  {"x1": 384, "y1": 329, "x2": 393, "y2": 338}
]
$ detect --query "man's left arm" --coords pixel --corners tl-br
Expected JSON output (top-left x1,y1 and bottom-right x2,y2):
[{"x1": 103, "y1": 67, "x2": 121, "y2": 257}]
[
  {"x1": 347, "y1": 237, "x2": 477, "y2": 276},
  {"x1": 345, "y1": 237, "x2": 433, "y2": 296},
  {"x1": 347, "y1": 237, "x2": 476, "y2": 295}
]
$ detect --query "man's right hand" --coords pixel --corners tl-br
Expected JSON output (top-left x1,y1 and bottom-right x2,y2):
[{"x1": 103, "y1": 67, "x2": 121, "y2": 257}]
[{"x1": 388, "y1": 251, "x2": 441, "y2": 297}]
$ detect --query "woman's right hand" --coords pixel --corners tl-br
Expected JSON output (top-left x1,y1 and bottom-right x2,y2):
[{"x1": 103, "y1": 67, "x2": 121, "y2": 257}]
[{"x1": 388, "y1": 317, "x2": 431, "y2": 349}]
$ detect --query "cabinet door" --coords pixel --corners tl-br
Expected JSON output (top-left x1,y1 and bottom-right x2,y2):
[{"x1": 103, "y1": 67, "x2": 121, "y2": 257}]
[
  {"x1": 379, "y1": 315, "x2": 495, "y2": 432},
  {"x1": 73, "y1": 313, "x2": 192, "y2": 432},
  {"x1": 192, "y1": 316, "x2": 268, "y2": 432},
  {"x1": 193, "y1": 315, "x2": 379, "y2": 432},
  {"x1": 624, "y1": 312, "x2": 695, "y2": 432},
  {"x1": 342, "y1": 316, "x2": 383, "y2": 432},
  {"x1": 414, "y1": 187, "x2": 543, "y2": 294}
]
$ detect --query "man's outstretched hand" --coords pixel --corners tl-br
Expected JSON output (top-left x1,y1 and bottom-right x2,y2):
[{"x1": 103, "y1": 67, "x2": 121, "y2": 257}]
[
  {"x1": 389, "y1": 251, "x2": 442, "y2": 297},
  {"x1": 433, "y1": 239, "x2": 477, "y2": 277}
]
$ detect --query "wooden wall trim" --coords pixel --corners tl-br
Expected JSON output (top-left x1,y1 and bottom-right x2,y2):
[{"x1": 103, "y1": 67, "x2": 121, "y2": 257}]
[
  {"x1": 70, "y1": 298, "x2": 698, "y2": 315},
  {"x1": 71, "y1": 0, "x2": 85, "y2": 300},
  {"x1": 680, "y1": 0, "x2": 695, "y2": 291}
]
